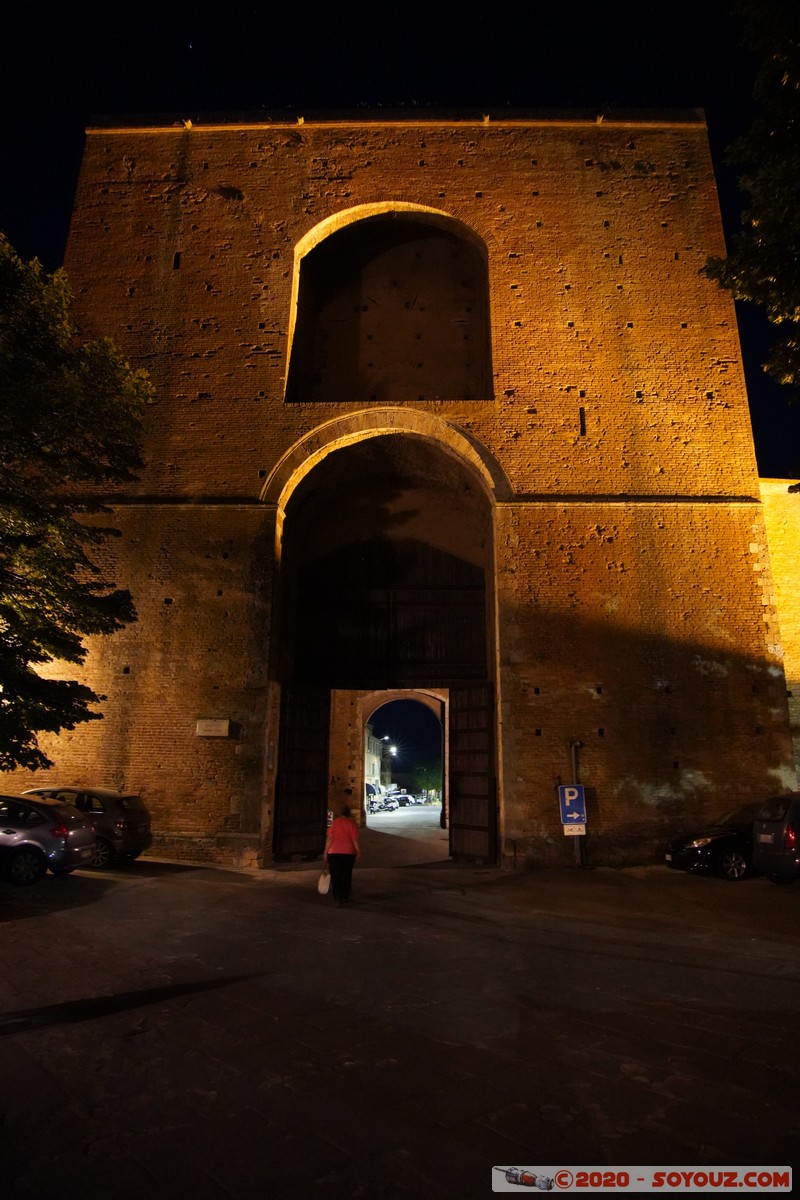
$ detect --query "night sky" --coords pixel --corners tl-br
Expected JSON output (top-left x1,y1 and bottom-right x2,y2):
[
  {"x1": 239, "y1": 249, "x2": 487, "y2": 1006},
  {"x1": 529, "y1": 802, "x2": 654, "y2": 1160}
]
[{"x1": 369, "y1": 700, "x2": 443, "y2": 775}]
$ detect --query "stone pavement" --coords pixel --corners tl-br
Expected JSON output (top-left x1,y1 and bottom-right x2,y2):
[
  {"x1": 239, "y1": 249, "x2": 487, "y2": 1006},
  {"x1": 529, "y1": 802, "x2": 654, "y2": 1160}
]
[{"x1": 1, "y1": 827, "x2": 799, "y2": 1200}]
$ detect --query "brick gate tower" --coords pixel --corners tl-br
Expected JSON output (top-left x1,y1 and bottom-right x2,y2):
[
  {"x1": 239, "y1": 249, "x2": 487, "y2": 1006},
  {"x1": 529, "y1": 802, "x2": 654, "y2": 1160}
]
[{"x1": 9, "y1": 111, "x2": 795, "y2": 867}]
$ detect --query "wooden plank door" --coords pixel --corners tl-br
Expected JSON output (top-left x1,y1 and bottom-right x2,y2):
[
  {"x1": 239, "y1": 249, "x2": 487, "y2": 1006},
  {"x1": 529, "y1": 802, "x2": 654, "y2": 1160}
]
[
  {"x1": 273, "y1": 685, "x2": 331, "y2": 860},
  {"x1": 448, "y1": 683, "x2": 497, "y2": 863}
]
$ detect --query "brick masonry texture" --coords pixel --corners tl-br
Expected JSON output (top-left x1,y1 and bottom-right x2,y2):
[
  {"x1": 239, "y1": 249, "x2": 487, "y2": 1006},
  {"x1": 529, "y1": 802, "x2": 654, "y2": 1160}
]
[
  {"x1": 6, "y1": 114, "x2": 796, "y2": 867},
  {"x1": 759, "y1": 480, "x2": 800, "y2": 779}
]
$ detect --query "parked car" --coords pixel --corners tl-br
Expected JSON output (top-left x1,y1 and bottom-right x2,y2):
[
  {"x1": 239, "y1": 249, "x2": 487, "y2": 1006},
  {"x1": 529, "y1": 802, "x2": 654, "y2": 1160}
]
[
  {"x1": 24, "y1": 787, "x2": 152, "y2": 868},
  {"x1": 381, "y1": 796, "x2": 400, "y2": 811},
  {"x1": 393, "y1": 793, "x2": 416, "y2": 807},
  {"x1": 0, "y1": 793, "x2": 96, "y2": 884},
  {"x1": 664, "y1": 801, "x2": 764, "y2": 881},
  {"x1": 752, "y1": 794, "x2": 800, "y2": 884}
]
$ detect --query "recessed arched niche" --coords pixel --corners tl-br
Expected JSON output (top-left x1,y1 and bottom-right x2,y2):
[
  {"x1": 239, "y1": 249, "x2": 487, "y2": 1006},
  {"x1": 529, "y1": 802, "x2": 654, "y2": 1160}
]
[{"x1": 285, "y1": 213, "x2": 493, "y2": 404}]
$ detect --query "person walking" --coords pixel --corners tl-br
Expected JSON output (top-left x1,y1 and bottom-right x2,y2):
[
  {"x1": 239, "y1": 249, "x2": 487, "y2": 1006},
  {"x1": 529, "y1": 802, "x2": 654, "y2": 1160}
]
[{"x1": 324, "y1": 803, "x2": 361, "y2": 906}]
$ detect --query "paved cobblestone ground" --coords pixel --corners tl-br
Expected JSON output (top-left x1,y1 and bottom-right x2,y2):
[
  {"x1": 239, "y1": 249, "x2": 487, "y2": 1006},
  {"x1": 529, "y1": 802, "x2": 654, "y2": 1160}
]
[{"x1": 1, "y1": 839, "x2": 798, "y2": 1199}]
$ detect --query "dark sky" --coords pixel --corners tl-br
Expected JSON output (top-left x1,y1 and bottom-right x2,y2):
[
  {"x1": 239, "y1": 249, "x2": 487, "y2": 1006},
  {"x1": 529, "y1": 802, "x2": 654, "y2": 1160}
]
[
  {"x1": 370, "y1": 700, "x2": 443, "y2": 772},
  {"x1": 1, "y1": 0, "x2": 797, "y2": 471}
]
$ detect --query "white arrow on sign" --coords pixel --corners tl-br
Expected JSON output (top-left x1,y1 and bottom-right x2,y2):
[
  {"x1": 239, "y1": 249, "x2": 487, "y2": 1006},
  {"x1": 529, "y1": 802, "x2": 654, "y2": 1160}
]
[{"x1": 566, "y1": 811, "x2": 582, "y2": 820}]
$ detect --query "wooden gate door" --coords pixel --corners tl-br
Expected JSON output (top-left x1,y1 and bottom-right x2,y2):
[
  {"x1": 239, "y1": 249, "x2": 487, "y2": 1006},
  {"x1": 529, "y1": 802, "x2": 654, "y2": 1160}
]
[
  {"x1": 273, "y1": 685, "x2": 331, "y2": 860},
  {"x1": 448, "y1": 682, "x2": 497, "y2": 863}
]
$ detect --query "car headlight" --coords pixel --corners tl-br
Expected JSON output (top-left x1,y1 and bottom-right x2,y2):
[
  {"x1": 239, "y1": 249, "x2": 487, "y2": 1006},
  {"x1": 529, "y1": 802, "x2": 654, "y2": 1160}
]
[{"x1": 687, "y1": 837, "x2": 713, "y2": 849}]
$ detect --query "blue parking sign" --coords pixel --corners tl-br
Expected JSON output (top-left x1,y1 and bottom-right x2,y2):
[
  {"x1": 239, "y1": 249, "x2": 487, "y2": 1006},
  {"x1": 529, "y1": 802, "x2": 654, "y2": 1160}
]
[{"x1": 558, "y1": 784, "x2": 586, "y2": 826}]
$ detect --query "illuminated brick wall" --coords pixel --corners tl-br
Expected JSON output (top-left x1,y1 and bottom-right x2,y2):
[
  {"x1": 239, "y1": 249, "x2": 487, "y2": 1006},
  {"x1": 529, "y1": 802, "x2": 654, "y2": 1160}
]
[
  {"x1": 759, "y1": 481, "x2": 800, "y2": 780},
  {"x1": 8, "y1": 113, "x2": 794, "y2": 866}
]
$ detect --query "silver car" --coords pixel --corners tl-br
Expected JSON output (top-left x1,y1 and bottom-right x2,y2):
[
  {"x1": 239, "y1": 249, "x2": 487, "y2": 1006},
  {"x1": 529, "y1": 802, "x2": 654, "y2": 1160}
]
[
  {"x1": 24, "y1": 787, "x2": 153, "y2": 868},
  {"x1": 0, "y1": 794, "x2": 95, "y2": 884}
]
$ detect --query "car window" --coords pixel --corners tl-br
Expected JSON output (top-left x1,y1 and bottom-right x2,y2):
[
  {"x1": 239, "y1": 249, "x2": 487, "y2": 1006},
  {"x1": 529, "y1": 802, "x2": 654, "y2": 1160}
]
[
  {"x1": 118, "y1": 796, "x2": 146, "y2": 812},
  {"x1": 756, "y1": 796, "x2": 794, "y2": 821},
  {"x1": 52, "y1": 790, "x2": 77, "y2": 804},
  {"x1": 0, "y1": 801, "x2": 45, "y2": 826},
  {"x1": 79, "y1": 794, "x2": 106, "y2": 813},
  {"x1": 0, "y1": 800, "x2": 20, "y2": 823},
  {"x1": 22, "y1": 807, "x2": 47, "y2": 826}
]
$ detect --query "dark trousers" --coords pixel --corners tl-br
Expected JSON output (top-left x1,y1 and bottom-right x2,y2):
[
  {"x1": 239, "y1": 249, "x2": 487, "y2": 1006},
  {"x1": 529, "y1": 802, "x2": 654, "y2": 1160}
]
[{"x1": 328, "y1": 854, "x2": 356, "y2": 903}]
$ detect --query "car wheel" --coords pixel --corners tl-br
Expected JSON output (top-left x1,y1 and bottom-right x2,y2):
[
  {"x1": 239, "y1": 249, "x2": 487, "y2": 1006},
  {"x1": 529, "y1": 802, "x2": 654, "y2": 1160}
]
[
  {"x1": 6, "y1": 847, "x2": 47, "y2": 886},
  {"x1": 91, "y1": 838, "x2": 115, "y2": 869},
  {"x1": 716, "y1": 848, "x2": 749, "y2": 881}
]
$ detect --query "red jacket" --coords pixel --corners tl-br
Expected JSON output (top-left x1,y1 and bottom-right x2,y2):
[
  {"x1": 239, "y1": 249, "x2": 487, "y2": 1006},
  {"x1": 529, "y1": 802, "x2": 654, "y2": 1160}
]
[{"x1": 326, "y1": 816, "x2": 360, "y2": 855}]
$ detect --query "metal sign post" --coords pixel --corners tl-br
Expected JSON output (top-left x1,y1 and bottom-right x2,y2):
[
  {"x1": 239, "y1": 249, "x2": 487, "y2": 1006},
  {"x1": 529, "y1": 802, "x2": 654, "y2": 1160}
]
[{"x1": 559, "y1": 734, "x2": 588, "y2": 867}]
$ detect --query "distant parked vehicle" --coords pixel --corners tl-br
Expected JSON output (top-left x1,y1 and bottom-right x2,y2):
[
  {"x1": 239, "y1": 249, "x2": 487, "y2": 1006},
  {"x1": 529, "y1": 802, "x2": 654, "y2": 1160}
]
[
  {"x1": 753, "y1": 794, "x2": 800, "y2": 884},
  {"x1": 0, "y1": 794, "x2": 95, "y2": 884},
  {"x1": 393, "y1": 793, "x2": 416, "y2": 807},
  {"x1": 664, "y1": 801, "x2": 764, "y2": 881},
  {"x1": 381, "y1": 796, "x2": 400, "y2": 811},
  {"x1": 24, "y1": 787, "x2": 152, "y2": 868}
]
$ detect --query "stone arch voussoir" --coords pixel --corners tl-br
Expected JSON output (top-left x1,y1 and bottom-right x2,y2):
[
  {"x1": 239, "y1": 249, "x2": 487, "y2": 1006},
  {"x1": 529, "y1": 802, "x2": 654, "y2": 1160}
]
[{"x1": 261, "y1": 408, "x2": 513, "y2": 517}]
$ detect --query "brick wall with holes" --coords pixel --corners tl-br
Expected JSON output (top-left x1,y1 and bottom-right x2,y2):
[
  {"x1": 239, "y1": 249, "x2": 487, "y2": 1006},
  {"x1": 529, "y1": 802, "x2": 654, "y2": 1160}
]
[
  {"x1": 64, "y1": 115, "x2": 758, "y2": 500},
  {"x1": 759, "y1": 481, "x2": 800, "y2": 780},
  {"x1": 6, "y1": 114, "x2": 794, "y2": 867}
]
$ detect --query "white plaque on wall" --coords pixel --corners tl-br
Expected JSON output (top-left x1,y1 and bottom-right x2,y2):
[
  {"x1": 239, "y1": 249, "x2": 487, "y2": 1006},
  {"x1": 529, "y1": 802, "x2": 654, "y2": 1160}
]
[{"x1": 195, "y1": 719, "x2": 231, "y2": 738}]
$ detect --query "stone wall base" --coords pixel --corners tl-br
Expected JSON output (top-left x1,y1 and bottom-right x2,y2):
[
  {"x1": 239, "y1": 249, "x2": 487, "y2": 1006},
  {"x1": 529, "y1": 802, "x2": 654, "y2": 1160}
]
[
  {"x1": 501, "y1": 833, "x2": 663, "y2": 871},
  {"x1": 147, "y1": 833, "x2": 264, "y2": 870}
]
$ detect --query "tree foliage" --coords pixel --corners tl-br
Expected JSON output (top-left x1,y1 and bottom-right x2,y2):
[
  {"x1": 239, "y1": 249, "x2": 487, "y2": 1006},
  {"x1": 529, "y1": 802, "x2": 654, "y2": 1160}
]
[
  {"x1": 0, "y1": 233, "x2": 151, "y2": 770},
  {"x1": 409, "y1": 755, "x2": 443, "y2": 796},
  {"x1": 705, "y1": 1, "x2": 800, "y2": 392}
]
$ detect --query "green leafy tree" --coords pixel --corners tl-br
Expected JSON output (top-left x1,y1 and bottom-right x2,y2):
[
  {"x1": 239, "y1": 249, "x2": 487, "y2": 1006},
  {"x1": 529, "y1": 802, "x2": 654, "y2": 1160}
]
[
  {"x1": 410, "y1": 756, "x2": 443, "y2": 797},
  {"x1": 705, "y1": 2, "x2": 800, "y2": 392},
  {"x1": 0, "y1": 233, "x2": 151, "y2": 770}
]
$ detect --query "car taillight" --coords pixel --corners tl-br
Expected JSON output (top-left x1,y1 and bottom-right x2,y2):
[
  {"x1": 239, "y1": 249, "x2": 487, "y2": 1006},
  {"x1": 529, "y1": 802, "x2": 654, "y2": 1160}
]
[
  {"x1": 785, "y1": 824, "x2": 797, "y2": 852},
  {"x1": 50, "y1": 822, "x2": 69, "y2": 838}
]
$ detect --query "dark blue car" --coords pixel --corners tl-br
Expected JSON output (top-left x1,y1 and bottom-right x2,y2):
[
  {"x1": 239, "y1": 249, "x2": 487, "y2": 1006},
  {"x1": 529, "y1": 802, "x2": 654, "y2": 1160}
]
[{"x1": 664, "y1": 802, "x2": 764, "y2": 881}]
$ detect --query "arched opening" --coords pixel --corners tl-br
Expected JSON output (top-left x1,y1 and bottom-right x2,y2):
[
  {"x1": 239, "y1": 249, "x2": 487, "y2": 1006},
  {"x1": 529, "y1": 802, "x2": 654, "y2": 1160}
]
[
  {"x1": 363, "y1": 697, "x2": 448, "y2": 866},
  {"x1": 278, "y1": 434, "x2": 492, "y2": 686},
  {"x1": 285, "y1": 213, "x2": 493, "y2": 404},
  {"x1": 271, "y1": 432, "x2": 497, "y2": 864}
]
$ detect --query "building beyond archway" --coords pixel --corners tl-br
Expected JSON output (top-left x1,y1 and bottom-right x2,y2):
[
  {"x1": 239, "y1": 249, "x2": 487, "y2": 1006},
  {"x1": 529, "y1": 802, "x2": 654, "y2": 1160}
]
[{"x1": 7, "y1": 111, "x2": 795, "y2": 870}]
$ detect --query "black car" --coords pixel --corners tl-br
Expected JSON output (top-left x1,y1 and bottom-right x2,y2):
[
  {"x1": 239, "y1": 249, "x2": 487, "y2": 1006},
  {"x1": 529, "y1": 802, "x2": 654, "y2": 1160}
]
[{"x1": 664, "y1": 802, "x2": 764, "y2": 881}]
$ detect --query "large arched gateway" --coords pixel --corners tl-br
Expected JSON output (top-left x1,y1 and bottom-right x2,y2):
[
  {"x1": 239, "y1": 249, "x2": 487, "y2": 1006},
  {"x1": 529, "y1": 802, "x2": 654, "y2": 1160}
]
[
  {"x1": 270, "y1": 429, "x2": 498, "y2": 862},
  {"x1": 7, "y1": 113, "x2": 795, "y2": 870}
]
